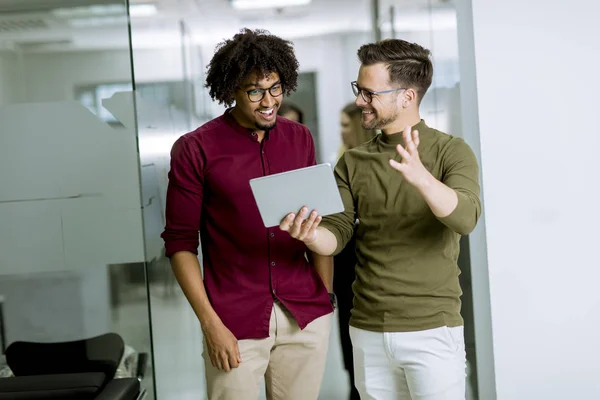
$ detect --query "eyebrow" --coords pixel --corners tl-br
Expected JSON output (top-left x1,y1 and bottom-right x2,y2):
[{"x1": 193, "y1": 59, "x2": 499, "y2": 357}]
[
  {"x1": 355, "y1": 82, "x2": 377, "y2": 92},
  {"x1": 242, "y1": 80, "x2": 282, "y2": 90}
]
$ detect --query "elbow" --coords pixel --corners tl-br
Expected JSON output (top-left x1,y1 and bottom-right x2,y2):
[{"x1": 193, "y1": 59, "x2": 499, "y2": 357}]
[
  {"x1": 455, "y1": 221, "x2": 476, "y2": 236},
  {"x1": 312, "y1": 226, "x2": 342, "y2": 256},
  {"x1": 330, "y1": 229, "x2": 352, "y2": 257},
  {"x1": 455, "y1": 208, "x2": 481, "y2": 235},
  {"x1": 452, "y1": 193, "x2": 481, "y2": 235}
]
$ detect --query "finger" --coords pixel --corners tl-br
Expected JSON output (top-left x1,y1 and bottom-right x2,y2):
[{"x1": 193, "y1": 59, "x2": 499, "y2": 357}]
[
  {"x1": 211, "y1": 353, "x2": 221, "y2": 370},
  {"x1": 404, "y1": 128, "x2": 417, "y2": 153},
  {"x1": 279, "y1": 213, "x2": 295, "y2": 232},
  {"x1": 403, "y1": 126, "x2": 412, "y2": 145},
  {"x1": 300, "y1": 210, "x2": 319, "y2": 239},
  {"x1": 228, "y1": 350, "x2": 240, "y2": 369},
  {"x1": 291, "y1": 207, "x2": 308, "y2": 236},
  {"x1": 307, "y1": 216, "x2": 322, "y2": 239},
  {"x1": 412, "y1": 129, "x2": 420, "y2": 148},
  {"x1": 236, "y1": 344, "x2": 242, "y2": 364},
  {"x1": 221, "y1": 354, "x2": 231, "y2": 372},
  {"x1": 389, "y1": 159, "x2": 406, "y2": 172},
  {"x1": 395, "y1": 144, "x2": 410, "y2": 160}
]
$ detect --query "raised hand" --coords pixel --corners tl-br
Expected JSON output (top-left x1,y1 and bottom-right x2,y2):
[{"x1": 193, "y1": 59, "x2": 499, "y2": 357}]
[
  {"x1": 389, "y1": 126, "x2": 432, "y2": 189},
  {"x1": 279, "y1": 206, "x2": 322, "y2": 245}
]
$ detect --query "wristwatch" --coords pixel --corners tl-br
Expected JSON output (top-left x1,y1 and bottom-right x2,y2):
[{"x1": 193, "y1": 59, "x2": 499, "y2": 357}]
[{"x1": 329, "y1": 293, "x2": 337, "y2": 309}]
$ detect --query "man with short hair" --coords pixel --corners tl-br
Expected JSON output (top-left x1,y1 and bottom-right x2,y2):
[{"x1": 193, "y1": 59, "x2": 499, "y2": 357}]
[
  {"x1": 281, "y1": 38, "x2": 481, "y2": 400},
  {"x1": 161, "y1": 28, "x2": 334, "y2": 400}
]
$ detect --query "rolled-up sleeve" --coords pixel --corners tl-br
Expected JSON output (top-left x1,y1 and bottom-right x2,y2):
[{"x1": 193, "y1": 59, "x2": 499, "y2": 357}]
[
  {"x1": 320, "y1": 155, "x2": 357, "y2": 255},
  {"x1": 437, "y1": 138, "x2": 482, "y2": 235},
  {"x1": 161, "y1": 135, "x2": 204, "y2": 256}
]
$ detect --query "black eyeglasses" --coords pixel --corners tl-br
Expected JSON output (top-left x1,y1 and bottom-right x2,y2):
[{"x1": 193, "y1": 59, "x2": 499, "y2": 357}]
[
  {"x1": 242, "y1": 83, "x2": 284, "y2": 103},
  {"x1": 351, "y1": 81, "x2": 406, "y2": 103}
]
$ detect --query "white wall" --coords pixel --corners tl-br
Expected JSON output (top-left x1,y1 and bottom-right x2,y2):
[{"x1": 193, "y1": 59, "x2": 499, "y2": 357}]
[
  {"x1": 0, "y1": 52, "x2": 17, "y2": 106},
  {"x1": 294, "y1": 33, "x2": 354, "y2": 164},
  {"x1": 458, "y1": 0, "x2": 600, "y2": 399}
]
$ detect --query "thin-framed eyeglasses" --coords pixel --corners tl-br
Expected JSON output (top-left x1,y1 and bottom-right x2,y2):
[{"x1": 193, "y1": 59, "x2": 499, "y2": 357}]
[
  {"x1": 351, "y1": 81, "x2": 406, "y2": 103},
  {"x1": 242, "y1": 82, "x2": 284, "y2": 103}
]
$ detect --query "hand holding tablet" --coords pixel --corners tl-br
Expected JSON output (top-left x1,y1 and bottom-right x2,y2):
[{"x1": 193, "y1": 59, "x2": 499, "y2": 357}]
[
  {"x1": 279, "y1": 205, "x2": 323, "y2": 243},
  {"x1": 249, "y1": 163, "x2": 344, "y2": 229}
]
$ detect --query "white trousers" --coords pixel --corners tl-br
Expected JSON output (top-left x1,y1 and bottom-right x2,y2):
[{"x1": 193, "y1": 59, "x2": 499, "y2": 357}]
[{"x1": 350, "y1": 325, "x2": 466, "y2": 400}]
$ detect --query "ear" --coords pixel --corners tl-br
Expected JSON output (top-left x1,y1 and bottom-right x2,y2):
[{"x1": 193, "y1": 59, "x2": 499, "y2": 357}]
[
  {"x1": 404, "y1": 88, "x2": 418, "y2": 107},
  {"x1": 396, "y1": 90, "x2": 408, "y2": 109}
]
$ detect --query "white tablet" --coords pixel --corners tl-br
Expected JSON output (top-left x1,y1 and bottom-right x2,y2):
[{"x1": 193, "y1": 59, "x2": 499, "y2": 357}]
[{"x1": 249, "y1": 163, "x2": 345, "y2": 228}]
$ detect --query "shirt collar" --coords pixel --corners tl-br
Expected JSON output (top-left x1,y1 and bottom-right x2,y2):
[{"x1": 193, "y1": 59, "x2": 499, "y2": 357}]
[
  {"x1": 380, "y1": 119, "x2": 431, "y2": 146},
  {"x1": 223, "y1": 108, "x2": 273, "y2": 141}
]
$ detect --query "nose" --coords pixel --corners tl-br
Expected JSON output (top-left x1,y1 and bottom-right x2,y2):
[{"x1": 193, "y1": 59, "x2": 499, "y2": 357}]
[
  {"x1": 355, "y1": 93, "x2": 367, "y2": 107},
  {"x1": 261, "y1": 92, "x2": 276, "y2": 108}
]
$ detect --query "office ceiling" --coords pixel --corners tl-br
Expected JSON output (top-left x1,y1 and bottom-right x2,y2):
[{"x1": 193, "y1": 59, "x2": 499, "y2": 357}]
[
  {"x1": 0, "y1": 0, "x2": 453, "y2": 52},
  {"x1": 0, "y1": 0, "x2": 119, "y2": 12}
]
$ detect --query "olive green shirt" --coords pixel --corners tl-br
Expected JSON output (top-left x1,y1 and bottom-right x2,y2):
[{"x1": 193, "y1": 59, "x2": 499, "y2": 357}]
[{"x1": 320, "y1": 119, "x2": 481, "y2": 332}]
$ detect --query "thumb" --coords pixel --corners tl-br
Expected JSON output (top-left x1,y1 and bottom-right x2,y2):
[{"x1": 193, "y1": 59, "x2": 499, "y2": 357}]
[{"x1": 279, "y1": 213, "x2": 295, "y2": 231}]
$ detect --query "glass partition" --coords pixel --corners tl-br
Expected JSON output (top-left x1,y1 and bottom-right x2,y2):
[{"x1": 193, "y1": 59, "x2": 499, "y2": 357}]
[
  {"x1": 0, "y1": 0, "x2": 155, "y2": 397},
  {"x1": 128, "y1": 13, "x2": 207, "y2": 399}
]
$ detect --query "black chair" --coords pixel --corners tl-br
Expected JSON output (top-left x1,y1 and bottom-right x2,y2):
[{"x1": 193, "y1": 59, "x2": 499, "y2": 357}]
[{"x1": 0, "y1": 333, "x2": 144, "y2": 400}]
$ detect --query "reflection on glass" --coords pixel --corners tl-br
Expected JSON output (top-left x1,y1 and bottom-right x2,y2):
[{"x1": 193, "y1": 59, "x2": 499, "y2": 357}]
[
  {"x1": 0, "y1": 0, "x2": 155, "y2": 398},
  {"x1": 129, "y1": 16, "x2": 207, "y2": 400}
]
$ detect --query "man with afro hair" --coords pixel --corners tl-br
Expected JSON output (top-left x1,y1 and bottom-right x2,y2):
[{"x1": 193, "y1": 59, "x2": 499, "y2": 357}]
[{"x1": 161, "y1": 28, "x2": 334, "y2": 400}]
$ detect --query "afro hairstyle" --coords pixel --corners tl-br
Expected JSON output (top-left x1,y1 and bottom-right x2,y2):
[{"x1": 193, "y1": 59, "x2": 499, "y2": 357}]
[{"x1": 205, "y1": 28, "x2": 300, "y2": 107}]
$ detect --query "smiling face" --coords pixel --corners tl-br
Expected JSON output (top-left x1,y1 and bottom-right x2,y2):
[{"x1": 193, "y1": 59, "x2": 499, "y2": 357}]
[
  {"x1": 232, "y1": 70, "x2": 283, "y2": 132},
  {"x1": 355, "y1": 63, "x2": 404, "y2": 131}
]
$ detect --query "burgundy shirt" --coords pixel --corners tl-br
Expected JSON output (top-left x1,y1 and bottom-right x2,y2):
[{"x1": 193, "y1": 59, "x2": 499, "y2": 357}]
[{"x1": 161, "y1": 110, "x2": 332, "y2": 340}]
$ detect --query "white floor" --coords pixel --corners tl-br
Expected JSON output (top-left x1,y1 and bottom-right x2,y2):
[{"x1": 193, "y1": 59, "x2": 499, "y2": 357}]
[
  {"x1": 113, "y1": 283, "x2": 475, "y2": 400},
  {"x1": 146, "y1": 287, "x2": 350, "y2": 400}
]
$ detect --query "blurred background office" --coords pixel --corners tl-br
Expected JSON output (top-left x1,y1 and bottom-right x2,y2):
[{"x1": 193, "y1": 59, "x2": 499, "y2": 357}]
[{"x1": 1, "y1": 0, "x2": 599, "y2": 399}]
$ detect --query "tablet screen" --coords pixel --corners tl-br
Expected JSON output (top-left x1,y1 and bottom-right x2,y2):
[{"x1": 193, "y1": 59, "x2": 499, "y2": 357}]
[{"x1": 249, "y1": 163, "x2": 344, "y2": 228}]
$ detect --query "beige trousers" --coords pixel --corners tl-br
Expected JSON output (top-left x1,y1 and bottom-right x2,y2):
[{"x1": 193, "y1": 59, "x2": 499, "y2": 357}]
[{"x1": 204, "y1": 301, "x2": 333, "y2": 400}]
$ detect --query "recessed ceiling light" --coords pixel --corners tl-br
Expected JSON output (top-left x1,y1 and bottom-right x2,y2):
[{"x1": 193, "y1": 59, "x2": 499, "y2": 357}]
[
  {"x1": 129, "y1": 4, "x2": 158, "y2": 17},
  {"x1": 231, "y1": 0, "x2": 312, "y2": 11},
  {"x1": 52, "y1": 4, "x2": 157, "y2": 19}
]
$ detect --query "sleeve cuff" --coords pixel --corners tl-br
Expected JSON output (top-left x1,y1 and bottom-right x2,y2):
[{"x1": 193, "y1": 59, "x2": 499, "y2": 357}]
[
  {"x1": 318, "y1": 221, "x2": 346, "y2": 256},
  {"x1": 164, "y1": 241, "x2": 199, "y2": 258},
  {"x1": 437, "y1": 191, "x2": 477, "y2": 235}
]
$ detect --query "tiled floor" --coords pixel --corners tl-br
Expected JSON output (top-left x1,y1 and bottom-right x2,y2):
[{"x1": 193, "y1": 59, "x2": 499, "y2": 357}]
[{"x1": 114, "y1": 283, "x2": 475, "y2": 400}]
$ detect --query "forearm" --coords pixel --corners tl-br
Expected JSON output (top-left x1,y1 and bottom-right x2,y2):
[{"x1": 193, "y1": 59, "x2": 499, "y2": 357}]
[
  {"x1": 170, "y1": 251, "x2": 221, "y2": 328},
  {"x1": 417, "y1": 173, "x2": 459, "y2": 218},
  {"x1": 310, "y1": 252, "x2": 333, "y2": 292},
  {"x1": 306, "y1": 226, "x2": 338, "y2": 256}
]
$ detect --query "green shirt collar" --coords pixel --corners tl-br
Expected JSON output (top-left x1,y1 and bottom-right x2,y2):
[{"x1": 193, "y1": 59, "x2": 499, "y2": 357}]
[{"x1": 380, "y1": 119, "x2": 430, "y2": 146}]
